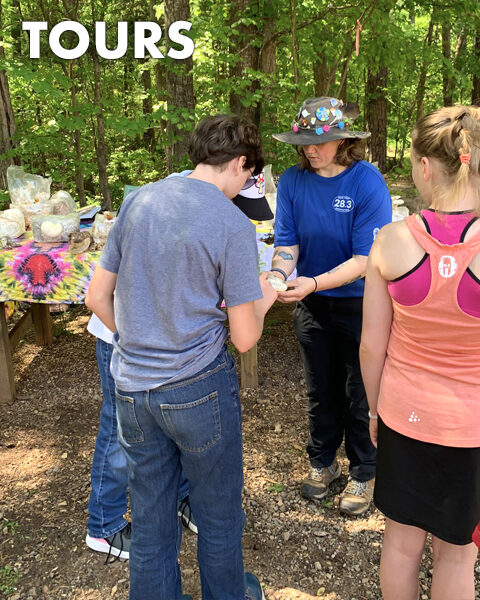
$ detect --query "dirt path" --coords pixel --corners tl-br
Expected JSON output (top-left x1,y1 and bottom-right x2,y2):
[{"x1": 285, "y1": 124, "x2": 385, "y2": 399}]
[{"x1": 0, "y1": 304, "x2": 478, "y2": 600}]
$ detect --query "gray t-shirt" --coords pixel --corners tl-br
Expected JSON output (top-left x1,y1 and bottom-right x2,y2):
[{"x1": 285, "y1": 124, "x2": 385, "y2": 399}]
[{"x1": 98, "y1": 176, "x2": 262, "y2": 391}]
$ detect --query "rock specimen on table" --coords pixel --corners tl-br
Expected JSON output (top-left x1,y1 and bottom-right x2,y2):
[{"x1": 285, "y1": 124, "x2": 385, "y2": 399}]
[
  {"x1": 0, "y1": 208, "x2": 25, "y2": 240},
  {"x1": 32, "y1": 213, "x2": 80, "y2": 243},
  {"x1": 51, "y1": 190, "x2": 77, "y2": 215},
  {"x1": 92, "y1": 212, "x2": 116, "y2": 247},
  {"x1": 69, "y1": 231, "x2": 93, "y2": 254}
]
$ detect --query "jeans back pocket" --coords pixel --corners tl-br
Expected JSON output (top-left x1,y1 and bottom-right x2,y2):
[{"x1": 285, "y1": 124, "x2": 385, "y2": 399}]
[
  {"x1": 161, "y1": 392, "x2": 221, "y2": 453},
  {"x1": 115, "y1": 390, "x2": 145, "y2": 444}
]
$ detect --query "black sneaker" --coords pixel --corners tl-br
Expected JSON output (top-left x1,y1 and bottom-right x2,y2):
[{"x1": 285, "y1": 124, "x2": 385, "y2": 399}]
[
  {"x1": 86, "y1": 522, "x2": 131, "y2": 562},
  {"x1": 178, "y1": 497, "x2": 198, "y2": 534}
]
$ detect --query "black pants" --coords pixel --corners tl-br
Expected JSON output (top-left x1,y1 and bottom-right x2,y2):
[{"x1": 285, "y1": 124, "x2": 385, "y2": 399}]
[{"x1": 293, "y1": 294, "x2": 376, "y2": 482}]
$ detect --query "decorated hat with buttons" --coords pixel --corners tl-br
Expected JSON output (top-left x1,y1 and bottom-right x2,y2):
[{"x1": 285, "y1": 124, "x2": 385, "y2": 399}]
[{"x1": 272, "y1": 97, "x2": 370, "y2": 145}]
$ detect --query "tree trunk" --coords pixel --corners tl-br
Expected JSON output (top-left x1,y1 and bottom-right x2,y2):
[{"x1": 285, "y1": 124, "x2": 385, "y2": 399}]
[
  {"x1": 70, "y1": 74, "x2": 87, "y2": 206},
  {"x1": 290, "y1": 0, "x2": 298, "y2": 105},
  {"x1": 473, "y1": 34, "x2": 480, "y2": 105},
  {"x1": 366, "y1": 65, "x2": 388, "y2": 172},
  {"x1": 92, "y1": 52, "x2": 112, "y2": 211},
  {"x1": 141, "y1": 67, "x2": 155, "y2": 151},
  {"x1": 150, "y1": 0, "x2": 165, "y2": 97},
  {"x1": 228, "y1": 0, "x2": 261, "y2": 124},
  {"x1": 259, "y1": 7, "x2": 277, "y2": 164},
  {"x1": 442, "y1": 24, "x2": 454, "y2": 106},
  {"x1": 164, "y1": 0, "x2": 195, "y2": 170},
  {"x1": 0, "y1": 1, "x2": 19, "y2": 189},
  {"x1": 313, "y1": 58, "x2": 330, "y2": 97},
  {"x1": 415, "y1": 16, "x2": 435, "y2": 121}
]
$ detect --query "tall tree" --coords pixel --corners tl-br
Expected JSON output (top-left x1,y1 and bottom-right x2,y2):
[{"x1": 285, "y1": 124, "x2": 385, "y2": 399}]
[
  {"x1": 228, "y1": 0, "x2": 261, "y2": 124},
  {"x1": 0, "y1": 0, "x2": 19, "y2": 188},
  {"x1": 164, "y1": 0, "x2": 195, "y2": 169},
  {"x1": 415, "y1": 14, "x2": 435, "y2": 121},
  {"x1": 473, "y1": 32, "x2": 480, "y2": 104},
  {"x1": 365, "y1": 65, "x2": 388, "y2": 171}
]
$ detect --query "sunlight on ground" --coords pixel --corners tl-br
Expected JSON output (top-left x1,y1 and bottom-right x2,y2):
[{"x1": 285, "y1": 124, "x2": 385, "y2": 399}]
[
  {"x1": 265, "y1": 586, "x2": 339, "y2": 599},
  {"x1": 12, "y1": 343, "x2": 42, "y2": 378},
  {"x1": 0, "y1": 443, "x2": 59, "y2": 494},
  {"x1": 66, "y1": 314, "x2": 90, "y2": 334}
]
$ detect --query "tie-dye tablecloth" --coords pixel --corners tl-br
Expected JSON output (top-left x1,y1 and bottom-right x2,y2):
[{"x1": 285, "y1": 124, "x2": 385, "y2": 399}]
[
  {"x1": 0, "y1": 232, "x2": 100, "y2": 304},
  {"x1": 0, "y1": 225, "x2": 287, "y2": 310}
]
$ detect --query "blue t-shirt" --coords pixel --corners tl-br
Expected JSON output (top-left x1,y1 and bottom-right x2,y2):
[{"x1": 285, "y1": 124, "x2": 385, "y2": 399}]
[
  {"x1": 274, "y1": 161, "x2": 392, "y2": 297},
  {"x1": 99, "y1": 176, "x2": 262, "y2": 392}
]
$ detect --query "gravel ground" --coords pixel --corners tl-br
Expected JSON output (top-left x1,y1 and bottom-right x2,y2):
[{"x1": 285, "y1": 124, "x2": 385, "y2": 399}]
[{"x1": 0, "y1": 303, "x2": 478, "y2": 600}]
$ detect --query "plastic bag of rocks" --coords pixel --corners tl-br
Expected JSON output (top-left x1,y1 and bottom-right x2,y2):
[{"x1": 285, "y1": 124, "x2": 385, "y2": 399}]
[
  {"x1": 51, "y1": 190, "x2": 77, "y2": 215},
  {"x1": 32, "y1": 213, "x2": 80, "y2": 243},
  {"x1": 92, "y1": 211, "x2": 116, "y2": 247},
  {"x1": 7, "y1": 165, "x2": 53, "y2": 228},
  {"x1": 7, "y1": 165, "x2": 52, "y2": 205},
  {"x1": 0, "y1": 208, "x2": 26, "y2": 248}
]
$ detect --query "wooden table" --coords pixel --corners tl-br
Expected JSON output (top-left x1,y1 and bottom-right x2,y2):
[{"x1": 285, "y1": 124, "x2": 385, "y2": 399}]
[
  {"x1": 0, "y1": 232, "x2": 100, "y2": 404},
  {"x1": 0, "y1": 226, "x2": 277, "y2": 403}
]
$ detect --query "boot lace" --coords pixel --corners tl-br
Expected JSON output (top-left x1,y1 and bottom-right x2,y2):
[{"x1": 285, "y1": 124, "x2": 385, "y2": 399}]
[{"x1": 346, "y1": 479, "x2": 367, "y2": 496}]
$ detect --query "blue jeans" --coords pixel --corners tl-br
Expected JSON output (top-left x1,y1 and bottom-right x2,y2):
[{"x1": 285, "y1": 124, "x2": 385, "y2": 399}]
[
  {"x1": 116, "y1": 346, "x2": 246, "y2": 600},
  {"x1": 87, "y1": 338, "x2": 189, "y2": 538}
]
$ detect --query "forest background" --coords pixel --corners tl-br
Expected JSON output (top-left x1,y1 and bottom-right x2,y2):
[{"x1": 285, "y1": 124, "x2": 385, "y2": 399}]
[{"x1": 0, "y1": 0, "x2": 480, "y2": 211}]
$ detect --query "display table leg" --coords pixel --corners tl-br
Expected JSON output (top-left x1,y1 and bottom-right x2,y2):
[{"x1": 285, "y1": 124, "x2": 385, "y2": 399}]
[
  {"x1": 31, "y1": 304, "x2": 53, "y2": 346},
  {"x1": 240, "y1": 344, "x2": 258, "y2": 389},
  {"x1": 0, "y1": 302, "x2": 16, "y2": 404}
]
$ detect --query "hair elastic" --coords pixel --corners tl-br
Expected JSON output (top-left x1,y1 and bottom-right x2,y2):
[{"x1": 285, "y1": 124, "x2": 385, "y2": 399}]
[
  {"x1": 270, "y1": 267, "x2": 287, "y2": 281},
  {"x1": 459, "y1": 153, "x2": 471, "y2": 165}
]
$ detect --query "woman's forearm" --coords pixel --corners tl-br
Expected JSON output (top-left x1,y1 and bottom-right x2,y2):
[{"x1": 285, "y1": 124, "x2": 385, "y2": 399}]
[
  {"x1": 359, "y1": 344, "x2": 387, "y2": 415},
  {"x1": 271, "y1": 245, "x2": 299, "y2": 278},
  {"x1": 313, "y1": 254, "x2": 367, "y2": 291}
]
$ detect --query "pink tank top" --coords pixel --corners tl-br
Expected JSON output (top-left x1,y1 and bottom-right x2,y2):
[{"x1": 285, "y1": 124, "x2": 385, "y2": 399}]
[
  {"x1": 388, "y1": 210, "x2": 480, "y2": 316},
  {"x1": 378, "y1": 214, "x2": 480, "y2": 447}
]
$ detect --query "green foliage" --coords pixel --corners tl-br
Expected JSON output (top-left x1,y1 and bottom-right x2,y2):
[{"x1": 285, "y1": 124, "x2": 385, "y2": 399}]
[
  {"x1": 0, "y1": 0, "x2": 479, "y2": 196},
  {"x1": 0, "y1": 565, "x2": 21, "y2": 595},
  {"x1": 268, "y1": 483, "x2": 285, "y2": 493},
  {"x1": 2, "y1": 519, "x2": 19, "y2": 536}
]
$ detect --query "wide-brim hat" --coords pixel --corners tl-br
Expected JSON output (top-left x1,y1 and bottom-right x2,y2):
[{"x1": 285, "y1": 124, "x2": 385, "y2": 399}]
[
  {"x1": 272, "y1": 97, "x2": 370, "y2": 145},
  {"x1": 232, "y1": 169, "x2": 273, "y2": 221}
]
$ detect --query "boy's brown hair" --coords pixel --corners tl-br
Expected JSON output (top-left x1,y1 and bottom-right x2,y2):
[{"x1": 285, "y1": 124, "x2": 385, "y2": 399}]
[{"x1": 189, "y1": 114, "x2": 264, "y2": 175}]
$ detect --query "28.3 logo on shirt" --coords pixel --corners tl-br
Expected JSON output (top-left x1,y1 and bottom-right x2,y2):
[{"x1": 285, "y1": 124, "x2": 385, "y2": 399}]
[{"x1": 332, "y1": 196, "x2": 354, "y2": 213}]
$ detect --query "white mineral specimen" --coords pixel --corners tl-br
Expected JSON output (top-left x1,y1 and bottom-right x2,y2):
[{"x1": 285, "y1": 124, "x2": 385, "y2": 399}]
[
  {"x1": 267, "y1": 274, "x2": 288, "y2": 291},
  {"x1": 41, "y1": 221, "x2": 63, "y2": 239}
]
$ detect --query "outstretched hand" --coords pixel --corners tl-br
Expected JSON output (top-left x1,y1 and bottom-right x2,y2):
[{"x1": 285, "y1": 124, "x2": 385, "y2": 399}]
[
  {"x1": 276, "y1": 276, "x2": 316, "y2": 303},
  {"x1": 259, "y1": 271, "x2": 279, "y2": 309}
]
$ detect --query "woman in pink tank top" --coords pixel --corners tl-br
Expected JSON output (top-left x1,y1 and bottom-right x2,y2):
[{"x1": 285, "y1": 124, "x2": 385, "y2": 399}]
[{"x1": 360, "y1": 105, "x2": 480, "y2": 600}]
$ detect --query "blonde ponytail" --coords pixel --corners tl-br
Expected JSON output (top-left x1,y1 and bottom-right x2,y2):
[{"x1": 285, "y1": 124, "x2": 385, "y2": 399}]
[{"x1": 411, "y1": 106, "x2": 480, "y2": 211}]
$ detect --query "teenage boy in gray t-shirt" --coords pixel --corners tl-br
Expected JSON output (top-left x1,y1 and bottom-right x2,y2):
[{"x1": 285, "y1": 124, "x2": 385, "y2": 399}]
[{"x1": 86, "y1": 114, "x2": 277, "y2": 600}]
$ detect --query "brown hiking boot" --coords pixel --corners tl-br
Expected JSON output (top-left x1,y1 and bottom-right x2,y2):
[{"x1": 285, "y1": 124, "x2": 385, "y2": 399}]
[
  {"x1": 300, "y1": 459, "x2": 341, "y2": 500},
  {"x1": 339, "y1": 477, "x2": 374, "y2": 516}
]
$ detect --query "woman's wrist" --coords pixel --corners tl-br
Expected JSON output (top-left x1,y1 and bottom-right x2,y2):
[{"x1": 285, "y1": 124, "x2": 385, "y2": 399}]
[
  {"x1": 310, "y1": 276, "x2": 318, "y2": 293},
  {"x1": 270, "y1": 267, "x2": 288, "y2": 281},
  {"x1": 368, "y1": 410, "x2": 378, "y2": 419}
]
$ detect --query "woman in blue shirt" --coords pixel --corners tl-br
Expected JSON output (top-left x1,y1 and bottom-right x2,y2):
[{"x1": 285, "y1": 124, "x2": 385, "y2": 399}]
[{"x1": 271, "y1": 97, "x2": 391, "y2": 516}]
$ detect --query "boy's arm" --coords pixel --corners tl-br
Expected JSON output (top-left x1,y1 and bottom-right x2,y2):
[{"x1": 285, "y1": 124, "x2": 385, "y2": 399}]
[
  {"x1": 85, "y1": 266, "x2": 117, "y2": 332},
  {"x1": 227, "y1": 273, "x2": 277, "y2": 353}
]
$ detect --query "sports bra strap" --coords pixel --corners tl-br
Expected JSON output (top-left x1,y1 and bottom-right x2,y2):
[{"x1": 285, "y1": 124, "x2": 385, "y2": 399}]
[{"x1": 405, "y1": 213, "x2": 480, "y2": 256}]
